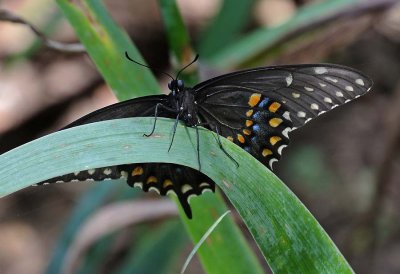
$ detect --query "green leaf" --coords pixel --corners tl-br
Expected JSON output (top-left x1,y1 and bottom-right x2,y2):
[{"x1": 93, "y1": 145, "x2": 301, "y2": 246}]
[
  {"x1": 205, "y1": 0, "x2": 361, "y2": 68},
  {"x1": 0, "y1": 118, "x2": 353, "y2": 273},
  {"x1": 56, "y1": 0, "x2": 160, "y2": 99},
  {"x1": 158, "y1": 0, "x2": 191, "y2": 63},
  {"x1": 197, "y1": 0, "x2": 256, "y2": 58},
  {"x1": 115, "y1": 220, "x2": 187, "y2": 274}
]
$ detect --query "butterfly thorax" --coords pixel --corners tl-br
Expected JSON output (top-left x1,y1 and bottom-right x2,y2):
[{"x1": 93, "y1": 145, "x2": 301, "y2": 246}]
[
  {"x1": 167, "y1": 79, "x2": 198, "y2": 126},
  {"x1": 174, "y1": 88, "x2": 198, "y2": 126}
]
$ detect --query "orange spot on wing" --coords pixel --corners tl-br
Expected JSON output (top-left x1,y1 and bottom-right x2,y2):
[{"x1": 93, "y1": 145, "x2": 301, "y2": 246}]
[
  {"x1": 246, "y1": 109, "x2": 254, "y2": 117},
  {"x1": 248, "y1": 93, "x2": 261, "y2": 107},
  {"x1": 246, "y1": 120, "x2": 253, "y2": 127},
  {"x1": 270, "y1": 136, "x2": 282, "y2": 145},
  {"x1": 146, "y1": 176, "x2": 157, "y2": 184},
  {"x1": 243, "y1": 129, "x2": 251, "y2": 135},
  {"x1": 269, "y1": 102, "x2": 281, "y2": 113},
  {"x1": 269, "y1": 118, "x2": 283, "y2": 127},
  {"x1": 132, "y1": 166, "x2": 143, "y2": 176},
  {"x1": 262, "y1": 149, "x2": 273, "y2": 157},
  {"x1": 163, "y1": 179, "x2": 173, "y2": 188},
  {"x1": 237, "y1": 134, "x2": 245, "y2": 143}
]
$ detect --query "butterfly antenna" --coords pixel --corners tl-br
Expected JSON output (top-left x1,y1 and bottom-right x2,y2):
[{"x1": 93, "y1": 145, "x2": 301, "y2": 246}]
[
  {"x1": 176, "y1": 54, "x2": 199, "y2": 80},
  {"x1": 125, "y1": 51, "x2": 174, "y2": 80}
]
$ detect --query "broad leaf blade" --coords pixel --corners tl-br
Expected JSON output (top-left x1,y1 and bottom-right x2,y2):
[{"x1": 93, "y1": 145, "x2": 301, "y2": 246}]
[{"x1": 0, "y1": 118, "x2": 353, "y2": 273}]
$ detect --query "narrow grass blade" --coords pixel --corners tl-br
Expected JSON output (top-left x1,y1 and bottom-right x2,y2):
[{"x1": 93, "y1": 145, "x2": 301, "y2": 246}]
[
  {"x1": 181, "y1": 210, "x2": 231, "y2": 274},
  {"x1": 205, "y1": 0, "x2": 361, "y2": 68},
  {"x1": 56, "y1": 0, "x2": 160, "y2": 99}
]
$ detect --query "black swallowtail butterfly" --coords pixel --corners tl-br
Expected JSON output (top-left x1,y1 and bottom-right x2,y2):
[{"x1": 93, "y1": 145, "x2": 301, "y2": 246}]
[{"x1": 37, "y1": 54, "x2": 373, "y2": 218}]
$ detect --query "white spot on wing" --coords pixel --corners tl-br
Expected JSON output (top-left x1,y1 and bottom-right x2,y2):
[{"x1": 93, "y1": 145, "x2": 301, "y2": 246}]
[
  {"x1": 103, "y1": 168, "x2": 112, "y2": 175},
  {"x1": 311, "y1": 103, "x2": 319, "y2": 110},
  {"x1": 336, "y1": 91, "x2": 344, "y2": 97},
  {"x1": 345, "y1": 86, "x2": 354, "y2": 91},
  {"x1": 134, "y1": 182, "x2": 143, "y2": 189},
  {"x1": 304, "y1": 86, "x2": 314, "y2": 92},
  {"x1": 277, "y1": 145, "x2": 287, "y2": 155},
  {"x1": 282, "y1": 127, "x2": 291, "y2": 138},
  {"x1": 283, "y1": 111, "x2": 291, "y2": 121},
  {"x1": 297, "y1": 111, "x2": 306, "y2": 118},
  {"x1": 355, "y1": 79, "x2": 365, "y2": 86},
  {"x1": 324, "y1": 97, "x2": 333, "y2": 103},
  {"x1": 292, "y1": 92, "x2": 300, "y2": 98},
  {"x1": 315, "y1": 67, "x2": 328, "y2": 74},
  {"x1": 305, "y1": 118, "x2": 312, "y2": 123},
  {"x1": 149, "y1": 186, "x2": 160, "y2": 194},
  {"x1": 88, "y1": 169, "x2": 95, "y2": 175},
  {"x1": 319, "y1": 83, "x2": 327, "y2": 87},
  {"x1": 202, "y1": 188, "x2": 213, "y2": 194},
  {"x1": 120, "y1": 171, "x2": 128, "y2": 179},
  {"x1": 181, "y1": 184, "x2": 192, "y2": 193},
  {"x1": 269, "y1": 158, "x2": 278, "y2": 169},
  {"x1": 325, "y1": 76, "x2": 338, "y2": 83},
  {"x1": 286, "y1": 74, "x2": 293, "y2": 86}
]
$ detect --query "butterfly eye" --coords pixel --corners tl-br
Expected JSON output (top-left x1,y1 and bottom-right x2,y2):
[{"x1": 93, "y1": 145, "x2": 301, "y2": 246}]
[
  {"x1": 168, "y1": 81, "x2": 172, "y2": 90},
  {"x1": 177, "y1": 80, "x2": 184, "y2": 89}
]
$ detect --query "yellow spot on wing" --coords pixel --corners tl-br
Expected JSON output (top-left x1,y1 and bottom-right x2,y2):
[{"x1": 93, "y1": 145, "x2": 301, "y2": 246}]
[
  {"x1": 262, "y1": 149, "x2": 273, "y2": 157},
  {"x1": 243, "y1": 129, "x2": 251, "y2": 135},
  {"x1": 270, "y1": 136, "x2": 282, "y2": 145},
  {"x1": 248, "y1": 93, "x2": 261, "y2": 107},
  {"x1": 132, "y1": 166, "x2": 143, "y2": 176},
  {"x1": 237, "y1": 134, "x2": 245, "y2": 143},
  {"x1": 269, "y1": 118, "x2": 283, "y2": 127},
  {"x1": 163, "y1": 179, "x2": 173, "y2": 188},
  {"x1": 246, "y1": 120, "x2": 253, "y2": 127},
  {"x1": 246, "y1": 109, "x2": 254, "y2": 117},
  {"x1": 269, "y1": 102, "x2": 281, "y2": 113},
  {"x1": 147, "y1": 176, "x2": 157, "y2": 184},
  {"x1": 227, "y1": 136, "x2": 233, "y2": 142}
]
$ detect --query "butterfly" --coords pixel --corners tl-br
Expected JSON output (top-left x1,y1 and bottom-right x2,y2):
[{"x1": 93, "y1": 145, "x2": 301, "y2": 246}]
[{"x1": 37, "y1": 53, "x2": 373, "y2": 218}]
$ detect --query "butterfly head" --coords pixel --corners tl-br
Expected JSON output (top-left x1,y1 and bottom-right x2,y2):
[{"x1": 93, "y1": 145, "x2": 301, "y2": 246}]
[{"x1": 168, "y1": 79, "x2": 185, "y2": 95}]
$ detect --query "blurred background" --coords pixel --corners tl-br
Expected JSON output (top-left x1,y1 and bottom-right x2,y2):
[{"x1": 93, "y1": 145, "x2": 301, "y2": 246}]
[{"x1": 0, "y1": 0, "x2": 399, "y2": 273}]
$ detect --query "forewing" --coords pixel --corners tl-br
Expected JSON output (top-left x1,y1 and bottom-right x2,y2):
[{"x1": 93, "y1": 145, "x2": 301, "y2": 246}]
[
  {"x1": 195, "y1": 64, "x2": 372, "y2": 128},
  {"x1": 194, "y1": 64, "x2": 372, "y2": 168},
  {"x1": 64, "y1": 94, "x2": 170, "y2": 128}
]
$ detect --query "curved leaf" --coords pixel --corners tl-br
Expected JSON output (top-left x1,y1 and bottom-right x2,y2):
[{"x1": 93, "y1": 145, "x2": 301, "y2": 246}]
[{"x1": 0, "y1": 118, "x2": 353, "y2": 273}]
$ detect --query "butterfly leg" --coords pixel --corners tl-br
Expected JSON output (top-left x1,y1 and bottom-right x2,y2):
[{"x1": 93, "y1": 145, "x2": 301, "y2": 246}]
[
  {"x1": 168, "y1": 113, "x2": 181, "y2": 152},
  {"x1": 197, "y1": 122, "x2": 239, "y2": 168},
  {"x1": 213, "y1": 125, "x2": 239, "y2": 168},
  {"x1": 195, "y1": 125, "x2": 201, "y2": 170},
  {"x1": 144, "y1": 103, "x2": 178, "y2": 137}
]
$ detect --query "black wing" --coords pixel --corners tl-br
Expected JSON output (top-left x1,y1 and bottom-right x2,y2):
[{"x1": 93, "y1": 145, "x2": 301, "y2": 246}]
[
  {"x1": 64, "y1": 95, "x2": 169, "y2": 128},
  {"x1": 37, "y1": 94, "x2": 215, "y2": 218},
  {"x1": 194, "y1": 64, "x2": 373, "y2": 169}
]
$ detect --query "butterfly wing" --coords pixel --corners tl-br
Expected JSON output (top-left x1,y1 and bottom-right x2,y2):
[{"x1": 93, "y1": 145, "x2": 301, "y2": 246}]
[
  {"x1": 37, "y1": 94, "x2": 215, "y2": 218},
  {"x1": 64, "y1": 95, "x2": 169, "y2": 128},
  {"x1": 194, "y1": 64, "x2": 373, "y2": 168}
]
